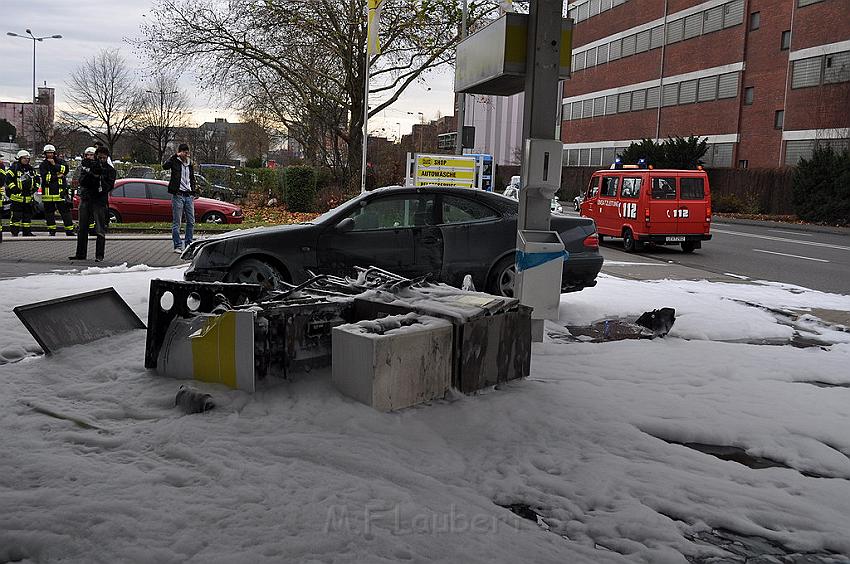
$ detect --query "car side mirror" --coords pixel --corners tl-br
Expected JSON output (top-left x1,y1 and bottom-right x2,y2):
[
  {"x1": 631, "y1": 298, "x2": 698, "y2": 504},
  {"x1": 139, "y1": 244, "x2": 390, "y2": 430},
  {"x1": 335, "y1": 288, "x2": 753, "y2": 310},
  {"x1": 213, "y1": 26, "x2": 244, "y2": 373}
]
[{"x1": 336, "y1": 217, "x2": 355, "y2": 233}]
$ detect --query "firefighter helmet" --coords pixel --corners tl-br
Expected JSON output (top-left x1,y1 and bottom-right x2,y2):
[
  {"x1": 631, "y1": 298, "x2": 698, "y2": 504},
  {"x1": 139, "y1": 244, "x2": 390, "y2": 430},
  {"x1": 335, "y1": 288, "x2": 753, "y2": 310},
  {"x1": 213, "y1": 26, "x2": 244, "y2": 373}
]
[
  {"x1": 43, "y1": 144, "x2": 56, "y2": 153},
  {"x1": 16, "y1": 150, "x2": 31, "y2": 159}
]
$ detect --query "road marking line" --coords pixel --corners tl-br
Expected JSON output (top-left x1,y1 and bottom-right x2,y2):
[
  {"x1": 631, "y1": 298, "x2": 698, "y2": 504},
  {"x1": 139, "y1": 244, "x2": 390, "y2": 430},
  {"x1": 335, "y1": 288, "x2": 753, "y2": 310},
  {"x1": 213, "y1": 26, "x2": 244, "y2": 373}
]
[
  {"x1": 713, "y1": 228, "x2": 850, "y2": 251},
  {"x1": 773, "y1": 230, "x2": 812, "y2": 237},
  {"x1": 723, "y1": 272, "x2": 750, "y2": 280},
  {"x1": 753, "y1": 249, "x2": 829, "y2": 262}
]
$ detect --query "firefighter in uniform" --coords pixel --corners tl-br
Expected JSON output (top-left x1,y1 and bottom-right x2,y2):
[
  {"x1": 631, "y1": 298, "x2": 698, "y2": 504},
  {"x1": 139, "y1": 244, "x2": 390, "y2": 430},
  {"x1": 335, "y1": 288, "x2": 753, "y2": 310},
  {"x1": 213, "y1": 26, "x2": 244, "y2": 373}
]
[
  {"x1": 6, "y1": 150, "x2": 40, "y2": 236},
  {"x1": 0, "y1": 159, "x2": 7, "y2": 242},
  {"x1": 39, "y1": 144, "x2": 75, "y2": 236}
]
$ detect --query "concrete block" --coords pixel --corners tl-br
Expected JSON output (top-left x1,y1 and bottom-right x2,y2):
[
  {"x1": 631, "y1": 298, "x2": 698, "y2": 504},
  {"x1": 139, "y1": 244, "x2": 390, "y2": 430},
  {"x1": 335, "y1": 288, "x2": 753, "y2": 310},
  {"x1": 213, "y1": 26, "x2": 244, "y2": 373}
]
[{"x1": 332, "y1": 314, "x2": 453, "y2": 412}]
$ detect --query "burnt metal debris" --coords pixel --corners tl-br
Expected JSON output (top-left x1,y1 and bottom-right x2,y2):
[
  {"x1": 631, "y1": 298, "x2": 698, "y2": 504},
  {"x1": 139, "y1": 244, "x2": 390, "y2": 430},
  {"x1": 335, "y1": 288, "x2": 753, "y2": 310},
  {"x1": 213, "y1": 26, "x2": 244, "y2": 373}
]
[
  {"x1": 145, "y1": 266, "x2": 532, "y2": 395},
  {"x1": 564, "y1": 308, "x2": 676, "y2": 342}
]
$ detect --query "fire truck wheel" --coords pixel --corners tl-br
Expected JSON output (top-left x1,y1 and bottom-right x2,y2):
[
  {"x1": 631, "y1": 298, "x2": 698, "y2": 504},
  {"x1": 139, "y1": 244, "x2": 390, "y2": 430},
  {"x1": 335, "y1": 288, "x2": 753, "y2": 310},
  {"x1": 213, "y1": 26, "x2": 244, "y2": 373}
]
[
  {"x1": 681, "y1": 241, "x2": 696, "y2": 253},
  {"x1": 622, "y1": 228, "x2": 643, "y2": 252}
]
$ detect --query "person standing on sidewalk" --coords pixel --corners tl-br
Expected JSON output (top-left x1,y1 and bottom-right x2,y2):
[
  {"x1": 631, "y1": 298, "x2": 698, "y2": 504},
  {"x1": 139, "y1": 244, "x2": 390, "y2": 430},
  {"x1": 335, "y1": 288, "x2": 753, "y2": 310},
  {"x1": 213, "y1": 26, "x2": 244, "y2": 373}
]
[
  {"x1": 5, "y1": 150, "x2": 39, "y2": 237},
  {"x1": 162, "y1": 143, "x2": 196, "y2": 253},
  {"x1": 39, "y1": 144, "x2": 75, "y2": 237},
  {"x1": 70, "y1": 146, "x2": 115, "y2": 262}
]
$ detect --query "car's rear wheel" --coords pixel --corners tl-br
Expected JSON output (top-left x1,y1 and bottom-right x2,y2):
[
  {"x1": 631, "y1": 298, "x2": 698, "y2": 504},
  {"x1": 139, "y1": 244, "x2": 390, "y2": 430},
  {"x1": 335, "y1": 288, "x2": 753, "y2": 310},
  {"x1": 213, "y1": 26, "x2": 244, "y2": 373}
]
[
  {"x1": 487, "y1": 256, "x2": 516, "y2": 298},
  {"x1": 681, "y1": 241, "x2": 696, "y2": 253},
  {"x1": 598, "y1": 234, "x2": 605, "y2": 243},
  {"x1": 225, "y1": 258, "x2": 284, "y2": 290},
  {"x1": 622, "y1": 228, "x2": 643, "y2": 252},
  {"x1": 108, "y1": 208, "x2": 121, "y2": 224},
  {"x1": 202, "y1": 211, "x2": 226, "y2": 224}
]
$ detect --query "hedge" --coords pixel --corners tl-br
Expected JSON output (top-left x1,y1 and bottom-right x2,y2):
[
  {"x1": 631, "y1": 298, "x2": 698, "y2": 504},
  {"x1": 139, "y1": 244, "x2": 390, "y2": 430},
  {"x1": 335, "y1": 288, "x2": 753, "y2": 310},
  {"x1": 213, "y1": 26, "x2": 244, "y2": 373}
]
[{"x1": 284, "y1": 166, "x2": 317, "y2": 212}]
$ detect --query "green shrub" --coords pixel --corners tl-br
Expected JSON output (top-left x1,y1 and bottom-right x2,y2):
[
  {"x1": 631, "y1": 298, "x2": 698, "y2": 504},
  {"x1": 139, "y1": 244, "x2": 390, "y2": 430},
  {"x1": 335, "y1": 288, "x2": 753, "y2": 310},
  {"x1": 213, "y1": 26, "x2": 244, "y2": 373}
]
[
  {"x1": 619, "y1": 136, "x2": 708, "y2": 169},
  {"x1": 793, "y1": 146, "x2": 850, "y2": 225},
  {"x1": 284, "y1": 166, "x2": 317, "y2": 212}
]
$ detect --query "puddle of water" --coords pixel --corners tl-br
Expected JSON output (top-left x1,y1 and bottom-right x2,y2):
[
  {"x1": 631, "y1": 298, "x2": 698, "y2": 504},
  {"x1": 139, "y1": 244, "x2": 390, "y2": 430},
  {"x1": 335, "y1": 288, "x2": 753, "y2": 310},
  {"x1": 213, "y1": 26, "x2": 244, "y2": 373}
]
[{"x1": 673, "y1": 441, "x2": 790, "y2": 471}]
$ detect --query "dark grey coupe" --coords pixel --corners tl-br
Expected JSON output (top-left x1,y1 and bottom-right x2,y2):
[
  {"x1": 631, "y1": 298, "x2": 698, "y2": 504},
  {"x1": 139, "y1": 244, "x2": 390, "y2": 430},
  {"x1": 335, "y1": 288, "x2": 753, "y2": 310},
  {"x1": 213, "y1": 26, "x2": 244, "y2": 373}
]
[{"x1": 182, "y1": 186, "x2": 603, "y2": 297}]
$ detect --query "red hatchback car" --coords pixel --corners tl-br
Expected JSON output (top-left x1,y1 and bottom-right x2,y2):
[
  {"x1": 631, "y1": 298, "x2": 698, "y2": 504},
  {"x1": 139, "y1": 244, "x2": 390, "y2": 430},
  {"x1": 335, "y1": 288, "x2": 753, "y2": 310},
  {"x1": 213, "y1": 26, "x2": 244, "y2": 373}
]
[{"x1": 73, "y1": 179, "x2": 243, "y2": 224}]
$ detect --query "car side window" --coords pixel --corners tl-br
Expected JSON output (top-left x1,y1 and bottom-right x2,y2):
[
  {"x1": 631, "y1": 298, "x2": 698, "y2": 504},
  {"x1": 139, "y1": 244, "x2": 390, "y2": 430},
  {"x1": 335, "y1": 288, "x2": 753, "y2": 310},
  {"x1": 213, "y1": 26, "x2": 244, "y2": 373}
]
[
  {"x1": 440, "y1": 195, "x2": 498, "y2": 224},
  {"x1": 651, "y1": 177, "x2": 677, "y2": 200},
  {"x1": 147, "y1": 184, "x2": 171, "y2": 200},
  {"x1": 679, "y1": 177, "x2": 705, "y2": 200},
  {"x1": 601, "y1": 177, "x2": 619, "y2": 197},
  {"x1": 111, "y1": 185, "x2": 125, "y2": 198},
  {"x1": 345, "y1": 196, "x2": 433, "y2": 231},
  {"x1": 586, "y1": 177, "x2": 600, "y2": 199},
  {"x1": 122, "y1": 182, "x2": 147, "y2": 199},
  {"x1": 620, "y1": 177, "x2": 642, "y2": 199}
]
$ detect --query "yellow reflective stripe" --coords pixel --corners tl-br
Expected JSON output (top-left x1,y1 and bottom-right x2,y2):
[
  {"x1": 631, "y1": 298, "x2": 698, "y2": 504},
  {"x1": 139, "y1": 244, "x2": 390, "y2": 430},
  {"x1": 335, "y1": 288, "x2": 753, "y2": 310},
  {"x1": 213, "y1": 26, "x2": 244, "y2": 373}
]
[{"x1": 190, "y1": 312, "x2": 238, "y2": 389}]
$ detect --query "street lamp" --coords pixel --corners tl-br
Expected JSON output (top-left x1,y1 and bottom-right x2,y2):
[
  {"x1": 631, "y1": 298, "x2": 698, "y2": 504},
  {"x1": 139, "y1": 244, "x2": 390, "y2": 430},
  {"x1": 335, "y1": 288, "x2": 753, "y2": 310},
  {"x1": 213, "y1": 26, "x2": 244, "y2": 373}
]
[{"x1": 6, "y1": 29, "x2": 62, "y2": 153}]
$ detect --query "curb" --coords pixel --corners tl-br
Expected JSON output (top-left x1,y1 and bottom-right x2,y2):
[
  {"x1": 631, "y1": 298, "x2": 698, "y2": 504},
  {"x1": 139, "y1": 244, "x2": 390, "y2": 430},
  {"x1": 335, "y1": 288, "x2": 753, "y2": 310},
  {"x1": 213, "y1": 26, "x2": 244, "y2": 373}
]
[{"x1": 712, "y1": 215, "x2": 850, "y2": 236}]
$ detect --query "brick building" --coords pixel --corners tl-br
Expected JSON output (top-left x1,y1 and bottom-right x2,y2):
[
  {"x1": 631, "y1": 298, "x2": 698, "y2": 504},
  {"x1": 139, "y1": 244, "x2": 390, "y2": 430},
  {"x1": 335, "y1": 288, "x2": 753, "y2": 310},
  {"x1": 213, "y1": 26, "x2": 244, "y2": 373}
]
[
  {"x1": 0, "y1": 86, "x2": 55, "y2": 148},
  {"x1": 561, "y1": 0, "x2": 850, "y2": 168}
]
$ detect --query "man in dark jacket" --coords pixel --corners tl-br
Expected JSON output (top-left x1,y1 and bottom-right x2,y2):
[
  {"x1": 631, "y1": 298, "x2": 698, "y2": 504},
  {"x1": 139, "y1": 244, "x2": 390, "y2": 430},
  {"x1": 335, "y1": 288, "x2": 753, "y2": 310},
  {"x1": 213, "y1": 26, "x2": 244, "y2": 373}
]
[
  {"x1": 5, "y1": 150, "x2": 39, "y2": 236},
  {"x1": 39, "y1": 144, "x2": 75, "y2": 236},
  {"x1": 70, "y1": 146, "x2": 115, "y2": 262},
  {"x1": 162, "y1": 143, "x2": 196, "y2": 252}
]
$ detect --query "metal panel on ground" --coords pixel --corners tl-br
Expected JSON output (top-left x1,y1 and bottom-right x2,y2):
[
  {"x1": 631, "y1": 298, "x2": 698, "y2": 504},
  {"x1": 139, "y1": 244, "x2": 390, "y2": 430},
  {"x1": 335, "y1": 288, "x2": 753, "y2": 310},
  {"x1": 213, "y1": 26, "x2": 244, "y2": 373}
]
[{"x1": 13, "y1": 288, "x2": 145, "y2": 354}]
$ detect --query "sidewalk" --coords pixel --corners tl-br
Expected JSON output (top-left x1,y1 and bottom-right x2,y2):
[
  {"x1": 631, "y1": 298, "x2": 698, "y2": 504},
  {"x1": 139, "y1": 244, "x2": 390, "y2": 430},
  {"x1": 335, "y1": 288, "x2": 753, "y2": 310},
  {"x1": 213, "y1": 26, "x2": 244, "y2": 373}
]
[
  {"x1": 712, "y1": 215, "x2": 850, "y2": 236},
  {"x1": 0, "y1": 234, "x2": 188, "y2": 272}
]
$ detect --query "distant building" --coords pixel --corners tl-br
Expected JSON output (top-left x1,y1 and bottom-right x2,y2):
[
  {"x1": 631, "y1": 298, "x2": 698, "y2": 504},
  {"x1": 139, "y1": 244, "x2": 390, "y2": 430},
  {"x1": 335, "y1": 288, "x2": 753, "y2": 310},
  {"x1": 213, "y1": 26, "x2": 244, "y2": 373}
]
[
  {"x1": 562, "y1": 0, "x2": 850, "y2": 168},
  {"x1": 0, "y1": 86, "x2": 55, "y2": 148}
]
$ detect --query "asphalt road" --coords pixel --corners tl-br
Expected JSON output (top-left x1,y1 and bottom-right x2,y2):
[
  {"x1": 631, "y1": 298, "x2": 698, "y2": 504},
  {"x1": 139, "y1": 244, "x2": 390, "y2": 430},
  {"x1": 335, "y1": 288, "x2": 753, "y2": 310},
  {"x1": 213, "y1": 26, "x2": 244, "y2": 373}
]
[{"x1": 589, "y1": 217, "x2": 850, "y2": 294}]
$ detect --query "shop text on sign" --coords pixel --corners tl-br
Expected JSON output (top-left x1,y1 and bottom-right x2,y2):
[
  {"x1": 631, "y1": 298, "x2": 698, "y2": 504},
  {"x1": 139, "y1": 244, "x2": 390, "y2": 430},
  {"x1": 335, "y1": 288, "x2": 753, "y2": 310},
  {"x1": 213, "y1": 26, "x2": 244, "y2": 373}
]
[{"x1": 413, "y1": 154, "x2": 478, "y2": 188}]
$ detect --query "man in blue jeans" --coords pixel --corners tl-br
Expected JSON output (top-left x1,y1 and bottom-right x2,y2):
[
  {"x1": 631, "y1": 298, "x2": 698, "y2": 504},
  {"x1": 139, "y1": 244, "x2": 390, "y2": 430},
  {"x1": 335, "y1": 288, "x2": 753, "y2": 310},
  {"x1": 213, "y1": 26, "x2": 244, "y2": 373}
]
[{"x1": 162, "y1": 143, "x2": 196, "y2": 252}]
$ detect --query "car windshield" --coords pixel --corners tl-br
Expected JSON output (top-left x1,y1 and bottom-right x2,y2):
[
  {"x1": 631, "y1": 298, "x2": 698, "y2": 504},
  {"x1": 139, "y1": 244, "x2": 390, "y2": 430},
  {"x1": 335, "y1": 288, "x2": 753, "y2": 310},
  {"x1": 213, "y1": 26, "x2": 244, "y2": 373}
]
[{"x1": 310, "y1": 196, "x2": 365, "y2": 224}]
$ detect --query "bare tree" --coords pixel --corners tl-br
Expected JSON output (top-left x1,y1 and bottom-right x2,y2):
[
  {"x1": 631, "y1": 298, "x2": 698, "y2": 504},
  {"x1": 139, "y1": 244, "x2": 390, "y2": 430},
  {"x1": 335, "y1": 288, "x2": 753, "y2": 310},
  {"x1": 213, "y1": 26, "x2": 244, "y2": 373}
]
[
  {"x1": 63, "y1": 49, "x2": 142, "y2": 153},
  {"x1": 31, "y1": 105, "x2": 54, "y2": 151},
  {"x1": 231, "y1": 112, "x2": 279, "y2": 165},
  {"x1": 139, "y1": 0, "x2": 497, "y2": 188},
  {"x1": 133, "y1": 74, "x2": 192, "y2": 162}
]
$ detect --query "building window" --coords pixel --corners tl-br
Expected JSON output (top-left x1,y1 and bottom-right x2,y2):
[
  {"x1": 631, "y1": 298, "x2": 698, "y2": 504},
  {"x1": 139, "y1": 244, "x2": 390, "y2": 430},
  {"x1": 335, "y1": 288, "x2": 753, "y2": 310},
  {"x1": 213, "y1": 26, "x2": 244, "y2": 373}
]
[
  {"x1": 781, "y1": 30, "x2": 791, "y2": 50},
  {"x1": 792, "y1": 56, "x2": 823, "y2": 88},
  {"x1": 606, "y1": 94, "x2": 618, "y2": 115},
  {"x1": 704, "y1": 6, "x2": 724, "y2": 33},
  {"x1": 698, "y1": 76, "x2": 719, "y2": 102},
  {"x1": 684, "y1": 13, "x2": 703, "y2": 39},
  {"x1": 824, "y1": 52, "x2": 850, "y2": 84},
  {"x1": 744, "y1": 87, "x2": 754, "y2": 105},
  {"x1": 738, "y1": 159, "x2": 748, "y2": 168},
  {"x1": 797, "y1": 0, "x2": 825, "y2": 6},
  {"x1": 666, "y1": 19, "x2": 685, "y2": 43},
  {"x1": 662, "y1": 83, "x2": 679, "y2": 106},
  {"x1": 618, "y1": 92, "x2": 632, "y2": 113},
  {"x1": 774, "y1": 110, "x2": 784, "y2": 129},
  {"x1": 717, "y1": 72, "x2": 740, "y2": 98},
  {"x1": 750, "y1": 11, "x2": 760, "y2": 31},
  {"x1": 724, "y1": 0, "x2": 745, "y2": 27},
  {"x1": 678, "y1": 80, "x2": 698, "y2": 104}
]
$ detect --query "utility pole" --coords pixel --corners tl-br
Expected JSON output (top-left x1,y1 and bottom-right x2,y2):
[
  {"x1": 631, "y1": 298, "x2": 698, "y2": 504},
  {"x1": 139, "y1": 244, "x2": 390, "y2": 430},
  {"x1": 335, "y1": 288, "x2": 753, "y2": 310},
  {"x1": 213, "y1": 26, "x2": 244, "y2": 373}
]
[{"x1": 455, "y1": 0, "x2": 469, "y2": 155}]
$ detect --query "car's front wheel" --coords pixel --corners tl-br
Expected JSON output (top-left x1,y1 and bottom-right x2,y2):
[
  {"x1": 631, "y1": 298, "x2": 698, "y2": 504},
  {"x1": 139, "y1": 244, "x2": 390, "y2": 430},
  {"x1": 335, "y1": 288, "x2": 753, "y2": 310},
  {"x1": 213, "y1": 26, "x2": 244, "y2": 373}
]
[
  {"x1": 225, "y1": 258, "x2": 284, "y2": 290},
  {"x1": 202, "y1": 211, "x2": 226, "y2": 224},
  {"x1": 108, "y1": 208, "x2": 121, "y2": 224},
  {"x1": 487, "y1": 256, "x2": 516, "y2": 298}
]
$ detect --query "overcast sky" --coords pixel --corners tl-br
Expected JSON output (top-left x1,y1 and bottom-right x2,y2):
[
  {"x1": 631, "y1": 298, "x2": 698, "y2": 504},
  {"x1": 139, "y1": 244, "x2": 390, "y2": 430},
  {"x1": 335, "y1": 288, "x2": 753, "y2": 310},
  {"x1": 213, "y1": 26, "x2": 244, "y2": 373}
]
[{"x1": 1, "y1": 0, "x2": 454, "y2": 138}]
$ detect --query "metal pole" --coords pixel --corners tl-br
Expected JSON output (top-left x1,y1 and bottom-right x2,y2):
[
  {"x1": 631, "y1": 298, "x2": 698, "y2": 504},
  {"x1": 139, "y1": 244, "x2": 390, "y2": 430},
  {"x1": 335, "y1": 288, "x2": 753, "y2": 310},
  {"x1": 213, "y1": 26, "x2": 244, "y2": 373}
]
[
  {"x1": 518, "y1": 0, "x2": 563, "y2": 232},
  {"x1": 455, "y1": 0, "x2": 468, "y2": 155},
  {"x1": 360, "y1": 53, "x2": 371, "y2": 194},
  {"x1": 31, "y1": 36, "x2": 36, "y2": 153}
]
